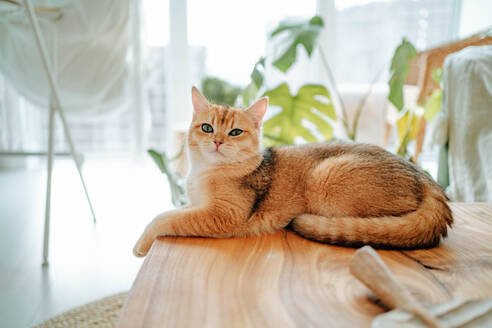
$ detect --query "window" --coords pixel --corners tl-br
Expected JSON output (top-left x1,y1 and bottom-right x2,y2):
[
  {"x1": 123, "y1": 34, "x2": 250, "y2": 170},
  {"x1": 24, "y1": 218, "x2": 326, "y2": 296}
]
[
  {"x1": 187, "y1": 0, "x2": 317, "y2": 85},
  {"x1": 329, "y1": 0, "x2": 459, "y2": 84}
]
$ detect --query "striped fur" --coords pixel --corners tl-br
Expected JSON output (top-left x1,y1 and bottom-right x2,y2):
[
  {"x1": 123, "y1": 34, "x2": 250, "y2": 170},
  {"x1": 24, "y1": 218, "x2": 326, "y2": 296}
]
[{"x1": 290, "y1": 186, "x2": 452, "y2": 249}]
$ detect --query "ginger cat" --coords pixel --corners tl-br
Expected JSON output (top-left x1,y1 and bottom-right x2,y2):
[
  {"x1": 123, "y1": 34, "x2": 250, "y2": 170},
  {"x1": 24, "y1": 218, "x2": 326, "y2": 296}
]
[{"x1": 133, "y1": 87, "x2": 452, "y2": 257}]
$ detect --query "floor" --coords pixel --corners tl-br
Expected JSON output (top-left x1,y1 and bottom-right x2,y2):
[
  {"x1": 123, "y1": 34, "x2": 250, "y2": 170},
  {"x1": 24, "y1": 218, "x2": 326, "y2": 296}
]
[{"x1": 0, "y1": 157, "x2": 174, "y2": 327}]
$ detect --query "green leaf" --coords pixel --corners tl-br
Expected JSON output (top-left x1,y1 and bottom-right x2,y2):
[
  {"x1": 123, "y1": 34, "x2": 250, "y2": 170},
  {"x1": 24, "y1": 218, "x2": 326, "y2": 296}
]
[
  {"x1": 263, "y1": 133, "x2": 290, "y2": 145},
  {"x1": 148, "y1": 149, "x2": 187, "y2": 207},
  {"x1": 396, "y1": 109, "x2": 422, "y2": 154},
  {"x1": 388, "y1": 38, "x2": 417, "y2": 111},
  {"x1": 148, "y1": 149, "x2": 168, "y2": 174},
  {"x1": 396, "y1": 111, "x2": 410, "y2": 144},
  {"x1": 250, "y1": 57, "x2": 265, "y2": 89},
  {"x1": 262, "y1": 83, "x2": 335, "y2": 145},
  {"x1": 269, "y1": 16, "x2": 324, "y2": 73},
  {"x1": 431, "y1": 67, "x2": 443, "y2": 84},
  {"x1": 240, "y1": 81, "x2": 259, "y2": 107},
  {"x1": 201, "y1": 76, "x2": 241, "y2": 106},
  {"x1": 297, "y1": 126, "x2": 318, "y2": 143},
  {"x1": 395, "y1": 110, "x2": 422, "y2": 158},
  {"x1": 423, "y1": 89, "x2": 442, "y2": 122},
  {"x1": 396, "y1": 110, "x2": 417, "y2": 143},
  {"x1": 308, "y1": 16, "x2": 323, "y2": 27}
]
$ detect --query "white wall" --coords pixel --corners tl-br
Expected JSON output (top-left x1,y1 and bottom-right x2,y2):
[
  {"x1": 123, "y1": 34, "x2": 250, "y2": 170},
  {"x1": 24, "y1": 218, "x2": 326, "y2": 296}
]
[{"x1": 459, "y1": 0, "x2": 492, "y2": 37}]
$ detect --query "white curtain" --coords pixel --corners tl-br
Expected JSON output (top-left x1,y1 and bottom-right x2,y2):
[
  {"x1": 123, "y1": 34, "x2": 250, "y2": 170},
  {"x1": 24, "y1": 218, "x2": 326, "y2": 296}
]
[
  {"x1": 0, "y1": 0, "x2": 140, "y2": 161},
  {"x1": 0, "y1": 0, "x2": 130, "y2": 116},
  {"x1": 0, "y1": 74, "x2": 45, "y2": 168}
]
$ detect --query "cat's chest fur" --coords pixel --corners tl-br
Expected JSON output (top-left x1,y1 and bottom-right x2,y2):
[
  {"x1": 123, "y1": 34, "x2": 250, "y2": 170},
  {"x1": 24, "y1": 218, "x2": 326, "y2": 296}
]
[
  {"x1": 186, "y1": 169, "x2": 207, "y2": 206},
  {"x1": 186, "y1": 167, "x2": 237, "y2": 206},
  {"x1": 186, "y1": 149, "x2": 276, "y2": 214}
]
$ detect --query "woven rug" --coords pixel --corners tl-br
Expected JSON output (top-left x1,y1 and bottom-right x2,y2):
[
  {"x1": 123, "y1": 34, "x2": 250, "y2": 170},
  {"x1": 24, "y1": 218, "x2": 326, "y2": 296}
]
[{"x1": 33, "y1": 292, "x2": 128, "y2": 328}]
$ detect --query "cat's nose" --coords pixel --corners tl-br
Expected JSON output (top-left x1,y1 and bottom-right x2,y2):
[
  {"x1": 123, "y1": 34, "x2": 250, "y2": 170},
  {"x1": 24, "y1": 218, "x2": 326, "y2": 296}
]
[{"x1": 214, "y1": 140, "x2": 223, "y2": 149}]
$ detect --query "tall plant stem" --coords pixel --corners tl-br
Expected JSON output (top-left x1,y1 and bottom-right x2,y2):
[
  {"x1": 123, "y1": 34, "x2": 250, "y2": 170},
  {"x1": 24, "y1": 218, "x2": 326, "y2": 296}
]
[
  {"x1": 318, "y1": 47, "x2": 350, "y2": 136},
  {"x1": 349, "y1": 64, "x2": 386, "y2": 140}
]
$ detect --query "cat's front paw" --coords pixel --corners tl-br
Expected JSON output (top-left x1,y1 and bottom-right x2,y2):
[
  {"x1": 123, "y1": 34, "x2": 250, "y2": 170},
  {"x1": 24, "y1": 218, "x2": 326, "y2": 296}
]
[
  {"x1": 133, "y1": 231, "x2": 154, "y2": 257},
  {"x1": 133, "y1": 213, "x2": 174, "y2": 257},
  {"x1": 133, "y1": 241, "x2": 147, "y2": 257}
]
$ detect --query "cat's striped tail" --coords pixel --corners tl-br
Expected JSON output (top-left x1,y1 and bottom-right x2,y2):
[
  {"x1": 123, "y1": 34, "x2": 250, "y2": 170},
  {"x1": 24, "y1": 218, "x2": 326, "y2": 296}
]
[{"x1": 290, "y1": 187, "x2": 453, "y2": 249}]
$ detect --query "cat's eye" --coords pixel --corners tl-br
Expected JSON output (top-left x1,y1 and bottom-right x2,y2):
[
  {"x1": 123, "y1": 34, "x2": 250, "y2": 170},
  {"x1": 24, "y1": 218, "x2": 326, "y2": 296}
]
[
  {"x1": 228, "y1": 129, "x2": 243, "y2": 136},
  {"x1": 201, "y1": 123, "x2": 213, "y2": 133}
]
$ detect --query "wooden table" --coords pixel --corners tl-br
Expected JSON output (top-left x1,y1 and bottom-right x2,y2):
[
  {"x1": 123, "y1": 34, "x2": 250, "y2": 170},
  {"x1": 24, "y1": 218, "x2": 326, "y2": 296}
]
[{"x1": 118, "y1": 203, "x2": 492, "y2": 327}]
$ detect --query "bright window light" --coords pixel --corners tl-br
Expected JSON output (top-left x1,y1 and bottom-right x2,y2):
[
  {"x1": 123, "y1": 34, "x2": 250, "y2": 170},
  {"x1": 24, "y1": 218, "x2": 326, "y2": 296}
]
[
  {"x1": 143, "y1": 0, "x2": 170, "y2": 47},
  {"x1": 335, "y1": 0, "x2": 393, "y2": 10},
  {"x1": 187, "y1": 0, "x2": 317, "y2": 85}
]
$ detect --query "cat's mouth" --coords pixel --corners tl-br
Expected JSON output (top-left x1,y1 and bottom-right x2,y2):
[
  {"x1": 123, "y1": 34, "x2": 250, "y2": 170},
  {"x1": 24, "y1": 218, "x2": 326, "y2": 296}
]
[
  {"x1": 213, "y1": 149, "x2": 225, "y2": 156},
  {"x1": 207, "y1": 148, "x2": 225, "y2": 156}
]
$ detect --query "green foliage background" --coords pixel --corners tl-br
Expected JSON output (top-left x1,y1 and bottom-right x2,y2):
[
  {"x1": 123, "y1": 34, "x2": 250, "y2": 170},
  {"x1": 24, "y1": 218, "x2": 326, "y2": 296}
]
[
  {"x1": 201, "y1": 77, "x2": 241, "y2": 106},
  {"x1": 241, "y1": 16, "x2": 336, "y2": 146}
]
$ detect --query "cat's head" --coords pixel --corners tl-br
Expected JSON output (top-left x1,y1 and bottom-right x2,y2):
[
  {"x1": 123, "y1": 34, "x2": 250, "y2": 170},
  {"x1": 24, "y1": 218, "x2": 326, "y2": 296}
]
[{"x1": 187, "y1": 87, "x2": 267, "y2": 165}]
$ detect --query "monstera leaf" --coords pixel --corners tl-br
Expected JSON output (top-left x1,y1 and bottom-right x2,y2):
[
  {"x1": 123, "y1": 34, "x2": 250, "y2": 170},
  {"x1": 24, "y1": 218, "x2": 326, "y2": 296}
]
[
  {"x1": 270, "y1": 16, "x2": 324, "y2": 73},
  {"x1": 263, "y1": 83, "x2": 335, "y2": 145},
  {"x1": 388, "y1": 38, "x2": 417, "y2": 111}
]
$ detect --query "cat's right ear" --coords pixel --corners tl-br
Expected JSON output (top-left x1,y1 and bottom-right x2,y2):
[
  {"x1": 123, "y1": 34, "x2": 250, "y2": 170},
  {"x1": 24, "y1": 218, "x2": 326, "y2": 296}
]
[
  {"x1": 191, "y1": 86, "x2": 209, "y2": 113},
  {"x1": 245, "y1": 97, "x2": 268, "y2": 129}
]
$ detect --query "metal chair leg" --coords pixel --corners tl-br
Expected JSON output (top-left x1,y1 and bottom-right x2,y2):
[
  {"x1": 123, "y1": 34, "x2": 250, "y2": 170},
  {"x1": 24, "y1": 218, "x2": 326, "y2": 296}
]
[
  {"x1": 42, "y1": 103, "x2": 55, "y2": 266},
  {"x1": 23, "y1": 0, "x2": 97, "y2": 265}
]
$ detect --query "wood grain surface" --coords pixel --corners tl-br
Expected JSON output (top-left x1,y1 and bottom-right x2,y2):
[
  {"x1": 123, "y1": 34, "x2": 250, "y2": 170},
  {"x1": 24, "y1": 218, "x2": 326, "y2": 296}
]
[{"x1": 118, "y1": 203, "x2": 492, "y2": 328}]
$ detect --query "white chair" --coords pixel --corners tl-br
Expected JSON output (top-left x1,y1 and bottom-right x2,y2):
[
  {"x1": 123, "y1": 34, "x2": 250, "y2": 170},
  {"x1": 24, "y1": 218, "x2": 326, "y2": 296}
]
[
  {"x1": 22, "y1": 0, "x2": 97, "y2": 265},
  {"x1": 0, "y1": 0, "x2": 131, "y2": 264}
]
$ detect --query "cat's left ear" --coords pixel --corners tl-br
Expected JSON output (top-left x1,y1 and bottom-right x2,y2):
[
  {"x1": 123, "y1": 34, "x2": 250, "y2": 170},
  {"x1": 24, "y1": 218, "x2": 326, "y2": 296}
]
[{"x1": 245, "y1": 97, "x2": 268, "y2": 129}]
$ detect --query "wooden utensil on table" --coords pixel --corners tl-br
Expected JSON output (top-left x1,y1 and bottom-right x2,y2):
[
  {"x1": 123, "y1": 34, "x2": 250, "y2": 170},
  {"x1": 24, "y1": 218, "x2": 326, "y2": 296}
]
[{"x1": 349, "y1": 246, "x2": 492, "y2": 328}]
